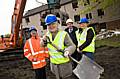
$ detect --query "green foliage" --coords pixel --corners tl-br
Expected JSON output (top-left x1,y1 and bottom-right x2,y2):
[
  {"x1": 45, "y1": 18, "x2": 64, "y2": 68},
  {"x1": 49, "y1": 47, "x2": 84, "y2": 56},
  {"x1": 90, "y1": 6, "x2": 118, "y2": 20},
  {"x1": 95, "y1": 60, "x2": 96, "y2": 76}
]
[
  {"x1": 95, "y1": 35, "x2": 120, "y2": 48},
  {"x1": 77, "y1": 0, "x2": 119, "y2": 14},
  {"x1": 4, "y1": 34, "x2": 10, "y2": 38}
]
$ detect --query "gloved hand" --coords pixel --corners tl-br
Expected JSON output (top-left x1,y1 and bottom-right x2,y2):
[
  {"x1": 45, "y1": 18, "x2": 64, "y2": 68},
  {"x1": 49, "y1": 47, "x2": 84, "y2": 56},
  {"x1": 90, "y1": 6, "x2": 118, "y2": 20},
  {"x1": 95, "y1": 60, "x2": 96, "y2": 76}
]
[
  {"x1": 43, "y1": 39, "x2": 47, "y2": 45},
  {"x1": 40, "y1": 38, "x2": 47, "y2": 47},
  {"x1": 64, "y1": 51, "x2": 70, "y2": 58}
]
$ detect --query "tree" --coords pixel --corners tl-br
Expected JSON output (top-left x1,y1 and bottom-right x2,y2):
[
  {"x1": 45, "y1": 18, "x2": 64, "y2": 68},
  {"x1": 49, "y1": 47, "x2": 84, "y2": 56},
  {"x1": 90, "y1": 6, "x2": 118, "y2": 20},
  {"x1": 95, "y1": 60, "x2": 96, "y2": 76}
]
[
  {"x1": 77, "y1": 0, "x2": 119, "y2": 15},
  {"x1": 4, "y1": 34, "x2": 10, "y2": 38}
]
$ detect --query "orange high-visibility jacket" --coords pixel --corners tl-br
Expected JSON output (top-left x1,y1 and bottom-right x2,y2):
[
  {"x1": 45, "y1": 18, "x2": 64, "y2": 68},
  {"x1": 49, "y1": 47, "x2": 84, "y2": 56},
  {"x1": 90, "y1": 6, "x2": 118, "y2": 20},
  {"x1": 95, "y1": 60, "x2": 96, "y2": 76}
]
[{"x1": 24, "y1": 36, "x2": 49, "y2": 69}]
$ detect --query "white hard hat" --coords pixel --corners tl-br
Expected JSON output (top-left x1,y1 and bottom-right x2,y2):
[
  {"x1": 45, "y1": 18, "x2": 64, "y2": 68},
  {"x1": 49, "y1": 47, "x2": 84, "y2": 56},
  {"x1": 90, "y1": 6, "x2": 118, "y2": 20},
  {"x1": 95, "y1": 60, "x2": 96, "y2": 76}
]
[{"x1": 66, "y1": 19, "x2": 73, "y2": 24}]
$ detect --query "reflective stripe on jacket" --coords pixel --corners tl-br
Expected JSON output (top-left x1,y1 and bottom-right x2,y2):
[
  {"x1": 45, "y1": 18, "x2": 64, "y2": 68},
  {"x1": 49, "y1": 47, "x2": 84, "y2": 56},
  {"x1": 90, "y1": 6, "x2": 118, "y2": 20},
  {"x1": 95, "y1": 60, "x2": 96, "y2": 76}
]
[
  {"x1": 76, "y1": 27, "x2": 96, "y2": 52},
  {"x1": 24, "y1": 37, "x2": 49, "y2": 69},
  {"x1": 47, "y1": 31, "x2": 70, "y2": 64}
]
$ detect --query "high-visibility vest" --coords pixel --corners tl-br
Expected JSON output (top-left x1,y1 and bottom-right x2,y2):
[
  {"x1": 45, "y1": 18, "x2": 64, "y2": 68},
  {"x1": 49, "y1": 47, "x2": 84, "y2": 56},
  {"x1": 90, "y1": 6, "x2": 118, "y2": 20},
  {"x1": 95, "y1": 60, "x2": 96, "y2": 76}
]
[
  {"x1": 24, "y1": 37, "x2": 49, "y2": 69},
  {"x1": 76, "y1": 27, "x2": 96, "y2": 53},
  {"x1": 47, "y1": 31, "x2": 70, "y2": 64}
]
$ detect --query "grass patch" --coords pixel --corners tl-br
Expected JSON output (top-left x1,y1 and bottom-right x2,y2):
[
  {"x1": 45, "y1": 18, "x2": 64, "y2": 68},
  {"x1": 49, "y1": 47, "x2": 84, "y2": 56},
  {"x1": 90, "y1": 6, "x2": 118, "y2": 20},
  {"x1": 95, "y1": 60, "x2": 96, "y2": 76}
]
[{"x1": 95, "y1": 35, "x2": 120, "y2": 48}]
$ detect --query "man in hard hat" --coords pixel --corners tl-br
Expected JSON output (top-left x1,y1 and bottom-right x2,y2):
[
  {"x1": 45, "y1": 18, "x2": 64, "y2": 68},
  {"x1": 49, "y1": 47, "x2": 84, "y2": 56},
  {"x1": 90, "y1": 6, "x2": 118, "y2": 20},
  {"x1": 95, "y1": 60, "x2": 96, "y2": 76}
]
[
  {"x1": 65, "y1": 19, "x2": 81, "y2": 69},
  {"x1": 76, "y1": 18, "x2": 96, "y2": 60},
  {"x1": 42, "y1": 14, "x2": 76, "y2": 79},
  {"x1": 24, "y1": 26, "x2": 49, "y2": 79},
  {"x1": 65, "y1": 19, "x2": 78, "y2": 45}
]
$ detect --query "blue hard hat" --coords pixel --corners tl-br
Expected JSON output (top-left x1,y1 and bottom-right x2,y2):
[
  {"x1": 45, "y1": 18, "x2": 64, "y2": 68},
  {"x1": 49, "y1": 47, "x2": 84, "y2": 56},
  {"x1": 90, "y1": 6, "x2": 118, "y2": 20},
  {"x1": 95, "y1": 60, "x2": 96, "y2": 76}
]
[
  {"x1": 29, "y1": 25, "x2": 37, "y2": 32},
  {"x1": 45, "y1": 14, "x2": 57, "y2": 25},
  {"x1": 79, "y1": 17, "x2": 89, "y2": 24}
]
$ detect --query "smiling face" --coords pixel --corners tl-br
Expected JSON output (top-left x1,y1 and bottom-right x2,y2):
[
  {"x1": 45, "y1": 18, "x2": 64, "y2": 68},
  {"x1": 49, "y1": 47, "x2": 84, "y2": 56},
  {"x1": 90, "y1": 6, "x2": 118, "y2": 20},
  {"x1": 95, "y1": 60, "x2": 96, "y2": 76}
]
[
  {"x1": 79, "y1": 23, "x2": 88, "y2": 29},
  {"x1": 47, "y1": 22, "x2": 58, "y2": 32},
  {"x1": 30, "y1": 30, "x2": 37, "y2": 37},
  {"x1": 66, "y1": 22, "x2": 73, "y2": 28}
]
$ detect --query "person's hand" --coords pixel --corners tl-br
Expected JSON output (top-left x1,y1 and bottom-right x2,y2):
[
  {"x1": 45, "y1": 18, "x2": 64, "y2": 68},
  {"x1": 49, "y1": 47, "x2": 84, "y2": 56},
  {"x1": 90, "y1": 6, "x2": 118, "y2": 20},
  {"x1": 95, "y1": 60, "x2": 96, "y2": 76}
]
[
  {"x1": 40, "y1": 37, "x2": 47, "y2": 47},
  {"x1": 40, "y1": 39, "x2": 45, "y2": 47},
  {"x1": 64, "y1": 51, "x2": 70, "y2": 58},
  {"x1": 43, "y1": 35, "x2": 47, "y2": 41},
  {"x1": 77, "y1": 48, "x2": 80, "y2": 52},
  {"x1": 32, "y1": 58, "x2": 37, "y2": 62},
  {"x1": 77, "y1": 48, "x2": 82, "y2": 54}
]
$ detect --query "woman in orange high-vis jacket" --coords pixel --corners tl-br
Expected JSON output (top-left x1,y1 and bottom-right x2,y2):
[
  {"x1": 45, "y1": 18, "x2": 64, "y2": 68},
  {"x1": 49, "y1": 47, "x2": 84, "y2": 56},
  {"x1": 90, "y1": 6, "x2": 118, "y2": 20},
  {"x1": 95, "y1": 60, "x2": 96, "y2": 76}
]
[{"x1": 24, "y1": 26, "x2": 49, "y2": 79}]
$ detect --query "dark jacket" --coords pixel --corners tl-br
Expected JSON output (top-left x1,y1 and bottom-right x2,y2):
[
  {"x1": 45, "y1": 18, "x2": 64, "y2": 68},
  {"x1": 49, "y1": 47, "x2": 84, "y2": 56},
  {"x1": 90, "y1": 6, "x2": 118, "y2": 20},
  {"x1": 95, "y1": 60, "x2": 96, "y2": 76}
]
[{"x1": 65, "y1": 26, "x2": 78, "y2": 46}]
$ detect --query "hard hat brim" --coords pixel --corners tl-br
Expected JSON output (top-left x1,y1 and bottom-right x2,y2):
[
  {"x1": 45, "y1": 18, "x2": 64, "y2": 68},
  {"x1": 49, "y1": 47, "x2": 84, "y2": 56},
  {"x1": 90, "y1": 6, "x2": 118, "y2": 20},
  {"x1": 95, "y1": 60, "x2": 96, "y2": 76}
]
[{"x1": 30, "y1": 29, "x2": 37, "y2": 32}]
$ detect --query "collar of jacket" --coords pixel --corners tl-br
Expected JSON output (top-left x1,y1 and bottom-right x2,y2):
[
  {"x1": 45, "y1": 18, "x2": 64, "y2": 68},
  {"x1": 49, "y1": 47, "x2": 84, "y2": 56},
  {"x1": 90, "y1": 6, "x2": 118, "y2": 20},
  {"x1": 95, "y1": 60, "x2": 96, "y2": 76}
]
[{"x1": 79, "y1": 28, "x2": 83, "y2": 33}]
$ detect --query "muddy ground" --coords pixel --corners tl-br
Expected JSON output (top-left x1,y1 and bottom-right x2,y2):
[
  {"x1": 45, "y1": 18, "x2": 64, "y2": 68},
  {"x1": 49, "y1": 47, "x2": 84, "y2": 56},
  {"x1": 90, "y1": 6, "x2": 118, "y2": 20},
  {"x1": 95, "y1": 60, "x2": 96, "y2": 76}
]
[
  {"x1": 95, "y1": 47, "x2": 120, "y2": 79},
  {"x1": 0, "y1": 46, "x2": 120, "y2": 79}
]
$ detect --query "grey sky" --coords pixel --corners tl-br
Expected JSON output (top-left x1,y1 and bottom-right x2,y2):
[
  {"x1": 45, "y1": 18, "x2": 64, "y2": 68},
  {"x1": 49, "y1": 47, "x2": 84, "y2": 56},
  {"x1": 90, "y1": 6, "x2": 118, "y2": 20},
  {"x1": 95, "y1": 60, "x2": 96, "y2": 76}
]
[{"x1": 0, "y1": 0, "x2": 47, "y2": 35}]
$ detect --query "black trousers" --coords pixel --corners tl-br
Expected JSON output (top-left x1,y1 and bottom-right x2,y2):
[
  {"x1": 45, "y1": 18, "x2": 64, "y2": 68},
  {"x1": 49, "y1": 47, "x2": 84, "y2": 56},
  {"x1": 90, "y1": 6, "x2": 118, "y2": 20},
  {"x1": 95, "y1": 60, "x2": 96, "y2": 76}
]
[
  {"x1": 34, "y1": 66, "x2": 46, "y2": 79},
  {"x1": 71, "y1": 50, "x2": 82, "y2": 69}
]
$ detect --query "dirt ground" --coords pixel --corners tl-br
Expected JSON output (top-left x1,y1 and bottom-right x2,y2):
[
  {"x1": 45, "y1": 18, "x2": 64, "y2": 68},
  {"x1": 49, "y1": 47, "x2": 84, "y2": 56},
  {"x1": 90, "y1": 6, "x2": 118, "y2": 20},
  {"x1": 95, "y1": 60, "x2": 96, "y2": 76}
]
[
  {"x1": 95, "y1": 46, "x2": 120, "y2": 79},
  {"x1": 0, "y1": 46, "x2": 120, "y2": 79}
]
